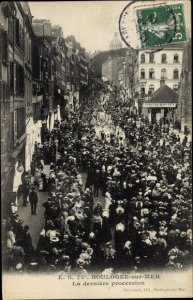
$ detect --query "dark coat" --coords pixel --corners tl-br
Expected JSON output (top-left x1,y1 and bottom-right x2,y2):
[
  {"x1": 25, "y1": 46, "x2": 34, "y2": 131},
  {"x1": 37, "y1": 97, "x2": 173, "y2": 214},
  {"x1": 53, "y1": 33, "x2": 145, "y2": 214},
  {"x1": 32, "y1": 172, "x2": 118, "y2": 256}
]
[{"x1": 29, "y1": 191, "x2": 38, "y2": 203}]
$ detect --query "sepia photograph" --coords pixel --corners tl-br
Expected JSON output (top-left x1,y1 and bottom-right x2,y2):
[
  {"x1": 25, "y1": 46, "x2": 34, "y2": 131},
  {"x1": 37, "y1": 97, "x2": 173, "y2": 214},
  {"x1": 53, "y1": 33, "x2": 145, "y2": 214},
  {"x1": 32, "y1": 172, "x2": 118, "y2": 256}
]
[{"x1": 1, "y1": 0, "x2": 192, "y2": 299}]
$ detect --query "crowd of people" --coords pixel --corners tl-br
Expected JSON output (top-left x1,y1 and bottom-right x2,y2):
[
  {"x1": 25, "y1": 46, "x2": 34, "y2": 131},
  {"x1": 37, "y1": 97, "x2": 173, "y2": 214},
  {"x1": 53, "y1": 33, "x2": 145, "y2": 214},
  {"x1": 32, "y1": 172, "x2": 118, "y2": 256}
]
[{"x1": 2, "y1": 85, "x2": 192, "y2": 274}]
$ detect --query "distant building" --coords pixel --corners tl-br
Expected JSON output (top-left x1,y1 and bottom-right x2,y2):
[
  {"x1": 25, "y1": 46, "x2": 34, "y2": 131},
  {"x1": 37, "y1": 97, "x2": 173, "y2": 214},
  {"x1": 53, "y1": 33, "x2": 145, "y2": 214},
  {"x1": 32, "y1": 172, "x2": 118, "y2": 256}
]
[
  {"x1": 51, "y1": 25, "x2": 63, "y2": 38},
  {"x1": 32, "y1": 18, "x2": 51, "y2": 36},
  {"x1": 102, "y1": 48, "x2": 136, "y2": 91},
  {"x1": 136, "y1": 44, "x2": 183, "y2": 116},
  {"x1": 102, "y1": 54, "x2": 125, "y2": 86},
  {"x1": 101, "y1": 32, "x2": 137, "y2": 89},
  {"x1": 109, "y1": 32, "x2": 122, "y2": 50}
]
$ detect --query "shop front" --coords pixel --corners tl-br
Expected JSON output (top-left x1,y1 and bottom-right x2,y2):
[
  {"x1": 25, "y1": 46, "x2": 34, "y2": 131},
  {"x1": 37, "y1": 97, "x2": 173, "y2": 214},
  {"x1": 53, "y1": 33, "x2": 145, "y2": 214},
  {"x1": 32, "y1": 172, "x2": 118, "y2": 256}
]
[
  {"x1": 142, "y1": 85, "x2": 178, "y2": 124},
  {"x1": 143, "y1": 103, "x2": 177, "y2": 124}
]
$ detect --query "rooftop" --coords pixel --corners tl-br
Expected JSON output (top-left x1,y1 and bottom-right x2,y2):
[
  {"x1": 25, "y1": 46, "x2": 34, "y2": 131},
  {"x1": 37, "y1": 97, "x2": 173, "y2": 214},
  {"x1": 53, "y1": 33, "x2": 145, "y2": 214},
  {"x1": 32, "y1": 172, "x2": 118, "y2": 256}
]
[
  {"x1": 147, "y1": 85, "x2": 178, "y2": 104},
  {"x1": 139, "y1": 43, "x2": 184, "y2": 52},
  {"x1": 110, "y1": 32, "x2": 123, "y2": 50}
]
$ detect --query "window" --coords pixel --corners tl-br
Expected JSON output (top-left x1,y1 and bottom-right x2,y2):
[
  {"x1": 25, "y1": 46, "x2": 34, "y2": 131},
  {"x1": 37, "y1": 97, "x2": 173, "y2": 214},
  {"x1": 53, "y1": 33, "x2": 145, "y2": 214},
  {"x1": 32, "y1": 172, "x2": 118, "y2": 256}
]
[
  {"x1": 141, "y1": 54, "x2": 145, "y2": 63},
  {"x1": 15, "y1": 63, "x2": 24, "y2": 97},
  {"x1": 174, "y1": 54, "x2": 179, "y2": 63},
  {"x1": 149, "y1": 53, "x2": 154, "y2": 63},
  {"x1": 16, "y1": 107, "x2": 25, "y2": 138},
  {"x1": 10, "y1": 61, "x2": 14, "y2": 94},
  {"x1": 148, "y1": 84, "x2": 154, "y2": 95},
  {"x1": 28, "y1": 41, "x2": 31, "y2": 63},
  {"x1": 25, "y1": 36, "x2": 27, "y2": 58},
  {"x1": 0, "y1": 29, "x2": 8, "y2": 63},
  {"x1": 8, "y1": 18, "x2": 14, "y2": 43},
  {"x1": 140, "y1": 68, "x2": 145, "y2": 79},
  {"x1": 15, "y1": 18, "x2": 24, "y2": 51},
  {"x1": 173, "y1": 69, "x2": 179, "y2": 79},
  {"x1": 161, "y1": 53, "x2": 167, "y2": 63},
  {"x1": 173, "y1": 84, "x2": 179, "y2": 91},
  {"x1": 149, "y1": 68, "x2": 155, "y2": 79},
  {"x1": 32, "y1": 83, "x2": 37, "y2": 96},
  {"x1": 15, "y1": 18, "x2": 20, "y2": 47},
  {"x1": 161, "y1": 68, "x2": 167, "y2": 79},
  {"x1": 0, "y1": 82, "x2": 7, "y2": 101},
  {"x1": 140, "y1": 87, "x2": 145, "y2": 97}
]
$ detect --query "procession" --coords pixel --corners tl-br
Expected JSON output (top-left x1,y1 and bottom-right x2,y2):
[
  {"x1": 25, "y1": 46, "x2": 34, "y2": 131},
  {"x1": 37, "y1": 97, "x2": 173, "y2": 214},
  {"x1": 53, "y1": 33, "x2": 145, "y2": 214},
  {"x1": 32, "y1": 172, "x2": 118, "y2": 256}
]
[
  {"x1": 2, "y1": 83, "x2": 192, "y2": 274},
  {"x1": 1, "y1": 1, "x2": 192, "y2": 278}
]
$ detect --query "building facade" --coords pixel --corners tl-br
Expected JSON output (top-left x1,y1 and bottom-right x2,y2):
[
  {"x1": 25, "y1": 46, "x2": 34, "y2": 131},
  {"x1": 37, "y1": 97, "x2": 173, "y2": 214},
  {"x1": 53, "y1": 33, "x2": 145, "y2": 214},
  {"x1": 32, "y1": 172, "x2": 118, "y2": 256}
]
[
  {"x1": 136, "y1": 45, "x2": 183, "y2": 117},
  {"x1": 102, "y1": 33, "x2": 137, "y2": 92},
  {"x1": 0, "y1": 1, "x2": 11, "y2": 173},
  {"x1": 20, "y1": 2, "x2": 39, "y2": 172},
  {"x1": 102, "y1": 52, "x2": 127, "y2": 87},
  {"x1": 1, "y1": 2, "x2": 94, "y2": 211},
  {"x1": 1, "y1": 2, "x2": 27, "y2": 199},
  {"x1": 178, "y1": 39, "x2": 192, "y2": 133}
]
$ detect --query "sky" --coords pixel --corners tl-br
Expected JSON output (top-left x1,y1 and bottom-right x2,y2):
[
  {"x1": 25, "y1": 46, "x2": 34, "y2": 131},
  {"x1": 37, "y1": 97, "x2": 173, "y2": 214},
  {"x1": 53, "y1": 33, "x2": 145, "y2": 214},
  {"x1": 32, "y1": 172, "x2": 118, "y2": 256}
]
[
  {"x1": 29, "y1": 1, "x2": 191, "y2": 54},
  {"x1": 28, "y1": 1, "x2": 126, "y2": 53}
]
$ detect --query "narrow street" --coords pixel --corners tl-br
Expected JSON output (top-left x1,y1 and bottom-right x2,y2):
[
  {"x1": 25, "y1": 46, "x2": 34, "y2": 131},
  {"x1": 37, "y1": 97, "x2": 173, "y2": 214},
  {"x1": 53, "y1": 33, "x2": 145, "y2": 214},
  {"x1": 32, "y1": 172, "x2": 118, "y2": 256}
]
[
  {"x1": 1, "y1": 2, "x2": 192, "y2": 299},
  {"x1": 17, "y1": 191, "x2": 47, "y2": 249},
  {"x1": 17, "y1": 172, "x2": 106, "y2": 249}
]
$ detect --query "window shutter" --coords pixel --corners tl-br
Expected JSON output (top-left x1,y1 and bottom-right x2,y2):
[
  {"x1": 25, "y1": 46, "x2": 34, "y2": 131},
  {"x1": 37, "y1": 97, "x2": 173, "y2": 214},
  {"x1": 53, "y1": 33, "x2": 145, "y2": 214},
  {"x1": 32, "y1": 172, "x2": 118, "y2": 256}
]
[
  {"x1": 15, "y1": 19, "x2": 20, "y2": 46},
  {"x1": 5, "y1": 30, "x2": 8, "y2": 62}
]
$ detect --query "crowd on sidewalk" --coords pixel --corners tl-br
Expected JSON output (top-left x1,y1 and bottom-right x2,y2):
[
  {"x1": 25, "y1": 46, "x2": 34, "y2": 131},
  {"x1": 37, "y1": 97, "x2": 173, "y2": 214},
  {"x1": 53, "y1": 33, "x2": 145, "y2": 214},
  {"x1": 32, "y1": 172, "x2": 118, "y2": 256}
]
[{"x1": 2, "y1": 85, "x2": 192, "y2": 274}]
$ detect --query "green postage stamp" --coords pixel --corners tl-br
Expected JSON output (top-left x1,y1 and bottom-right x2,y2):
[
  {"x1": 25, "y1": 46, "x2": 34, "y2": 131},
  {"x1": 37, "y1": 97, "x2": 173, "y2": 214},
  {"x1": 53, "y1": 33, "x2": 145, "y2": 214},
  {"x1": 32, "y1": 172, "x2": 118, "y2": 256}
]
[{"x1": 136, "y1": 3, "x2": 187, "y2": 48}]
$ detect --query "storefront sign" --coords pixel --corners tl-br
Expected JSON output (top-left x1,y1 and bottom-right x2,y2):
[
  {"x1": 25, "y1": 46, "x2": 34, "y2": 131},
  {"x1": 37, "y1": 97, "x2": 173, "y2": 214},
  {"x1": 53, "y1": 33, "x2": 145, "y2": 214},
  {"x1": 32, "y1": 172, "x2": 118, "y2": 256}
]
[{"x1": 143, "y1": 103, "x2": 177, "y2": 108}]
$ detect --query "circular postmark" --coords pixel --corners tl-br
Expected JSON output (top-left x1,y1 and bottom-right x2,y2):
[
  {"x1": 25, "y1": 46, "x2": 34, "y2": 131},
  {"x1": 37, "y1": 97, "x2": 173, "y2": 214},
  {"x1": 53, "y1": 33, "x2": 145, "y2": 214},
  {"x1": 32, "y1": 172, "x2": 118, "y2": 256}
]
[{"x1": 119, "y1": 1, "x2": 186, "y2": 51}]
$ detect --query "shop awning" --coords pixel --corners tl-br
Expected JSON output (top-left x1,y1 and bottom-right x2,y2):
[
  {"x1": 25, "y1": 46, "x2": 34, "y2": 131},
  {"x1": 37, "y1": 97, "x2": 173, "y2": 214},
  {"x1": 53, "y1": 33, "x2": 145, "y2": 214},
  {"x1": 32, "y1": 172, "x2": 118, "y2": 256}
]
[{"x1": 143, "y1": 85, "x2": 178, "y2": 108}]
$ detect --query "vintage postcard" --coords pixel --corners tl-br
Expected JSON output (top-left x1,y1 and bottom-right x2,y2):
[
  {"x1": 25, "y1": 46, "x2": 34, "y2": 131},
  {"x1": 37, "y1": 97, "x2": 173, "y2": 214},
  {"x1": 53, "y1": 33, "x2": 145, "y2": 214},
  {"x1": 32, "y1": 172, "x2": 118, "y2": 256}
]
[{"x1": 1, "y1": 0, "x2": 192, "y2": 299}]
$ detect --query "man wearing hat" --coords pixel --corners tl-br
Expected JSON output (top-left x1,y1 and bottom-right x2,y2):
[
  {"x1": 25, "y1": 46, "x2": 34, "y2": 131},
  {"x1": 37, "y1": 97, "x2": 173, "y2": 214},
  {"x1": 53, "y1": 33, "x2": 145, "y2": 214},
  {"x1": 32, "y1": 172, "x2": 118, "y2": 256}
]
[
  {"x1": 114, "y1": 222, "x2": 127, "y2": 253},
  {"x1": 104, "y1": 242, "x2": 116, "y2": 267},
  {"x1": 20, "y1": 225, "x2": 34, "y2": 262},
  {"x1": 75, "y1": 258, "x2": 88, "y2": 276},
  {"x1": 29, "y1": 187, "x2": 38, "y2": 215}
]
